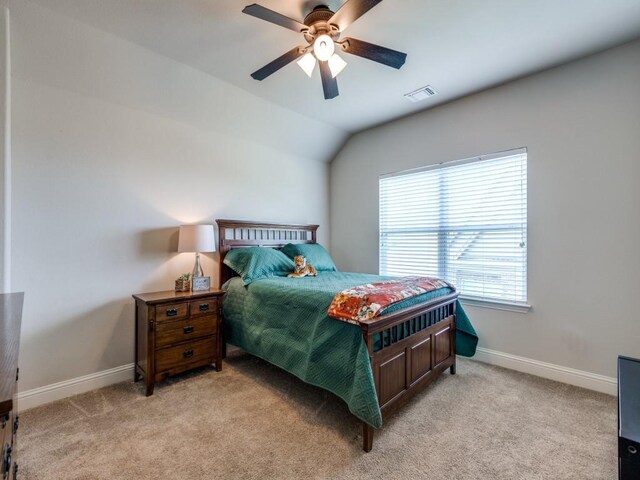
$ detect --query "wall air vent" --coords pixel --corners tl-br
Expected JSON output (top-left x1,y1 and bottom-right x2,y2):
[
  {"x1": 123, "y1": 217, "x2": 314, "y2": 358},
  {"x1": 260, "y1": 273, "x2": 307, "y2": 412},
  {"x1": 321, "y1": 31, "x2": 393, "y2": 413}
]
[{"x1": 404, "y1": 85, "x2": 437, "y2": 103}]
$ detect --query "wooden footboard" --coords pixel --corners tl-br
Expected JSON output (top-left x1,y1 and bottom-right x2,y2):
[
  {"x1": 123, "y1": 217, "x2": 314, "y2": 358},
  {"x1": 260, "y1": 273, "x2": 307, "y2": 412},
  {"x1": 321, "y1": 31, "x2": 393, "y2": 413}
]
[{"x1": 359, "y1": 292, "x2": 458, "y2": 452}]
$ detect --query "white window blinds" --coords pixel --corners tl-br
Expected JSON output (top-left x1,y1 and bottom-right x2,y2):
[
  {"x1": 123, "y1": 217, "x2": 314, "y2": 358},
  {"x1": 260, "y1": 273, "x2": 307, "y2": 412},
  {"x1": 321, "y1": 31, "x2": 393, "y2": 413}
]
[{"x1": 379, "y1": 148, "x2": 527, "y2": 305}]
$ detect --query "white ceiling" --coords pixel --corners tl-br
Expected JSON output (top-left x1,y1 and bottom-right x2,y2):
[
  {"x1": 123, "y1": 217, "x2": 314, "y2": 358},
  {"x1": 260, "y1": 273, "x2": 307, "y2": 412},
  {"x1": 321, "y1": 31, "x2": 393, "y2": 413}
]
[{"x1": 29, "y1": 0, "x2": 640, "y2": 133}]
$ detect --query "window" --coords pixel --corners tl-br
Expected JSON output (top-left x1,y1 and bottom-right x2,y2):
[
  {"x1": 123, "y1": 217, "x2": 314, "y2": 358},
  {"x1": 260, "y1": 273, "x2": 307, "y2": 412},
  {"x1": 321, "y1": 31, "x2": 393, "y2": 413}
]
[{"x1": 379, "y1": 148, "x2": 527, "y2": 308}]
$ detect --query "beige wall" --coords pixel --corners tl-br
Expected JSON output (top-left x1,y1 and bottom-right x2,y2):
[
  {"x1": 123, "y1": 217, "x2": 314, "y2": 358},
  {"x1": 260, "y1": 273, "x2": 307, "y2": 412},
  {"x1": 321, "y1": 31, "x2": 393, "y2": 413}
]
[
  {"x1": 8, "y1": 1, "x2": 344, "y2": 392},
  {"x1": 0, "y1": 7, "x2": 8, "y2": 292},
  {"x1": 331, "y1": 40, "x2": 640, "y2": 378}
]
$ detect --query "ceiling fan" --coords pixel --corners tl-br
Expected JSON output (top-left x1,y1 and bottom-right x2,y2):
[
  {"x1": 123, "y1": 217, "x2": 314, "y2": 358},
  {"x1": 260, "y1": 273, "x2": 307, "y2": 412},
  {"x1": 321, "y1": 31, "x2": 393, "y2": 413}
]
[{"x1": 242, "y1": 0, "x2": 407, "y2": 100}]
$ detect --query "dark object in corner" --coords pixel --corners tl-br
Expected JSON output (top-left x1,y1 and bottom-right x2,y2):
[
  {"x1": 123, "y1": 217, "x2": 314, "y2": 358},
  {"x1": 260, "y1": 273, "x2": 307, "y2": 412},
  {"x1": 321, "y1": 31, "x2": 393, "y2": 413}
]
[{"x1": 619, "y1": 355, "x2": 640, "y2": 479}]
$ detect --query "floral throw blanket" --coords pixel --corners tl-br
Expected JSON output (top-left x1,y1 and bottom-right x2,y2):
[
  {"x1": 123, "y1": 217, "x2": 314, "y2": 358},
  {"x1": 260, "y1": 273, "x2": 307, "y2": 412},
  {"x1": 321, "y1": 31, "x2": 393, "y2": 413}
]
[{"x1": 327, "y1": 276, "x2": 453, "y2": 325}]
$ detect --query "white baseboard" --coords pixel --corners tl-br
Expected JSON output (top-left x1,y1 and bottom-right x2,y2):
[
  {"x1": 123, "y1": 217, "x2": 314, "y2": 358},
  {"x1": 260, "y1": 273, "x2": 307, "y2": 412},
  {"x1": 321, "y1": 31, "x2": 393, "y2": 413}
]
[
  {"x1": 15, "y1": 348, "x2": 618, "y2": 411},
  {"x1": 473, "y1": 347, "x2": 617, "y2": 396},
  {"x1": 17, "y1": 363, "x2": 135, "y2": 411}
]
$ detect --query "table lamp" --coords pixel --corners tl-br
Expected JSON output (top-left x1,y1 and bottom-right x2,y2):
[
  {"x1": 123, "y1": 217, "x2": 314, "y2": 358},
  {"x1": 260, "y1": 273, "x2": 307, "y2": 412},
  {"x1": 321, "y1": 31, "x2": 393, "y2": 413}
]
[{"x1": 177, "y1": 224, "x2": 216, "y2": 278}]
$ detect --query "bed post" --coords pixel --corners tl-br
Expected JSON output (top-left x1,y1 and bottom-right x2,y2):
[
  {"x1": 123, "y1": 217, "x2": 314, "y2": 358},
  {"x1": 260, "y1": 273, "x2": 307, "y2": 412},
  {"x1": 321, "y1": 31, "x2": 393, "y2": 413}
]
[
  {"x1": 361, "y1": 327, "x2": 376, "y2": 452},
  {"x1": 363, "y1": 423, "x2": 374, "y2": 452},
  {"x1": 450, "y1": 301, "x2": 457, "y2": 375}
]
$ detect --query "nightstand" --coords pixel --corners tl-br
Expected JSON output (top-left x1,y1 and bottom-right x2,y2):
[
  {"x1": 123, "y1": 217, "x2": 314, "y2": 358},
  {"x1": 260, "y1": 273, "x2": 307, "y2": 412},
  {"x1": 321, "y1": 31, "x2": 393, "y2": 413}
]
[{"x1": 132, "y1": 289, "x2": 224, "y2": 396}]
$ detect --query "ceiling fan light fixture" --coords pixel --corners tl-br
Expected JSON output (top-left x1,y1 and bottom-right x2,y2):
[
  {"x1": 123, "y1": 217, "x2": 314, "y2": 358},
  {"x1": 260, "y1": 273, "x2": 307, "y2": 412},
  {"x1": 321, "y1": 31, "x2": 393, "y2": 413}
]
[
  {"x1": 243, "y1": 1, "x2": 408, "y2": 99},
  {"x1": 313, "y1": 34, "x2": 335, "y2": 61},
  {"x1": 328, "y1": 53, "x2": 347, "y2": 78},
  {"x1": 297, "y1": 52, "x2": 317, "y2": 77}
]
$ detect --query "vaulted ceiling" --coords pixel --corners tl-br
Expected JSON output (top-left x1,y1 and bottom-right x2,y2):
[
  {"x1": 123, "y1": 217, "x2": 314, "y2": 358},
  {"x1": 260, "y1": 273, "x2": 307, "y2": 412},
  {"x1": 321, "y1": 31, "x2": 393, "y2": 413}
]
[{"x1": 29, "y1": 0, "x2": 640, "y2": 133}]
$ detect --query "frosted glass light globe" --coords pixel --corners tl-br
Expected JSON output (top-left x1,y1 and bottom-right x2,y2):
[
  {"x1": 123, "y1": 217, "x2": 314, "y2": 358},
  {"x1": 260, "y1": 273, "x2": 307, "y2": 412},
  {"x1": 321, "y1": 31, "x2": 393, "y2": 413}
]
[
  {"x1": 328, "y1": 54, "x2": 347, "y2": 78},
  {"x1": 297, "y1": 52, "x2": 317, "y2": 77},
  {"x1": 313, "y1": 34, "x2": 335, "y2": 62}
]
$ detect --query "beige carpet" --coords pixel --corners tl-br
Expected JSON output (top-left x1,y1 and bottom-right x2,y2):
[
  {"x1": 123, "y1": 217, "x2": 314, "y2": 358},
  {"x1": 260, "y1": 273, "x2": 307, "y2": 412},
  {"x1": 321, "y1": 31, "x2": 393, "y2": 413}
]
[{"x1": 18, "y1": 352, "x2": 616, "y2": 480}]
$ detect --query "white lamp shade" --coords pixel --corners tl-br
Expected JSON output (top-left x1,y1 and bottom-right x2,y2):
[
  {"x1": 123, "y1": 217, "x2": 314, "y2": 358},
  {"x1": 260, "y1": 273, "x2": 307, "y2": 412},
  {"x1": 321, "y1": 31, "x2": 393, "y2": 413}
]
[{"x1": 177, "y1": 225, "x2": 216, "y2": 253}]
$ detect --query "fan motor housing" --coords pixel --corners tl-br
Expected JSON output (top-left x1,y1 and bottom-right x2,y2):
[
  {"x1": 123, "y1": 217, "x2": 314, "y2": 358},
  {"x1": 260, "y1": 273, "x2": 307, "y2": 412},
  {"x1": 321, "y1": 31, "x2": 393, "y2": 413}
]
[
  {"x1": 303, "y1": 5, "x2": 339, "y2": 42},
  {"x1": 304, "y1": 5, "x2": 333, "y2": 25}
]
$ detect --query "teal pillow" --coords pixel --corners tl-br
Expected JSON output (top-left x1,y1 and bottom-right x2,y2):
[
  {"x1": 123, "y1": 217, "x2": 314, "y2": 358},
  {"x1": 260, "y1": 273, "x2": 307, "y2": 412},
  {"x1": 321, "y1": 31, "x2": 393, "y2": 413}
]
[
  {"x1": 223, "y1": 247, "x2": 294, "y2": 285},
  {"x1": 281, "y1": 243, "x2": 337, "y2": 272}
]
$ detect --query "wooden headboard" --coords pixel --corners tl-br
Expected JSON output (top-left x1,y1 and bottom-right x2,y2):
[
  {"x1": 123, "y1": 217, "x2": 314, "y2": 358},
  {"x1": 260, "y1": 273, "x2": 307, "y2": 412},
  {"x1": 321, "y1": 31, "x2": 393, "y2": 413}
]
[{"x1": 216, "y1": 219, "x2": 319, "y2": 288}]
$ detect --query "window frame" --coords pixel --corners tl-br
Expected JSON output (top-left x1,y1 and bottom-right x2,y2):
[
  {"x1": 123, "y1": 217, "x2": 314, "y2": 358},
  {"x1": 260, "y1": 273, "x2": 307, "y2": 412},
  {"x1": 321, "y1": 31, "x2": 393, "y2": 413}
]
[{"x1": 379, "y1": 148, "x2": 531, "y2": 313}]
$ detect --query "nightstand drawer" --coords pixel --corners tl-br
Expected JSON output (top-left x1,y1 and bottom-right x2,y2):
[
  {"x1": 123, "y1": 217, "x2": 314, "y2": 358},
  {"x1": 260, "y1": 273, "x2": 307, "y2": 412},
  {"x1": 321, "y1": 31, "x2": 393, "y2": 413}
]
[
  {"x1": 155, "y1": 315, "x2": 217, "y2": 348},
  {"x1": 155, "y1": 336, "x2": 217, "y2": 373},
  {"x1": 189, "y1": 298, "x2": 218, "y2": 317},
  {"x1": 156, "y1": 303, "x2": 188, "y2": 321}
]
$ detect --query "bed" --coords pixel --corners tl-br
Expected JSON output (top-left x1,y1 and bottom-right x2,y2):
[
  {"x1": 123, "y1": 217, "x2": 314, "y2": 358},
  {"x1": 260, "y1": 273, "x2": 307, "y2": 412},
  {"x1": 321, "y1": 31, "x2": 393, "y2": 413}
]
[{"x1": 217, "y1": 219, "x2": 477, "y2": 452}]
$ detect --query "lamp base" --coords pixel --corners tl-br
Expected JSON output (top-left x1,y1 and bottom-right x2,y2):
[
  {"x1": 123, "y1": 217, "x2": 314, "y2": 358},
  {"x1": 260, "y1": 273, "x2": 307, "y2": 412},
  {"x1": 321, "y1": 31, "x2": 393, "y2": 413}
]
[{"x1": 192, "y1": 252, "x2": 204, "y2": 278}]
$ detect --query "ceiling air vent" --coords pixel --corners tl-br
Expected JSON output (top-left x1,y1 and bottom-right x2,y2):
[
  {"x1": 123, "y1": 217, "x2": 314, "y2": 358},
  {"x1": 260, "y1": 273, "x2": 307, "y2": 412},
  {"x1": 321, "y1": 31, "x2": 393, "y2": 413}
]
[{"x1": 404, "y1": 85, "x2": 437, "y2": 103}]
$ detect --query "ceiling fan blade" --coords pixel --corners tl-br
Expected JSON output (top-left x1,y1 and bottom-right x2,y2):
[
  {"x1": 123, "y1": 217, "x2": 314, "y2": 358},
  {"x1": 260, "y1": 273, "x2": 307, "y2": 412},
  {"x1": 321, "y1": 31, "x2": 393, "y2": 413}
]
[
  {"x1": 340, "y1": 37, "x2": 407, "y2": 69},
  {"x1": 251, "y1": 46, "x2": 306, "y2": 81},
  {"x1": 319, "y1": 61, "x2": 339, "y2": 100},
  {"x1": 242, "y1": 4, "x2": 308, "y2": 33},
  {"x1": 328, "y1": 0, "x2": 383, "y2": 32}
]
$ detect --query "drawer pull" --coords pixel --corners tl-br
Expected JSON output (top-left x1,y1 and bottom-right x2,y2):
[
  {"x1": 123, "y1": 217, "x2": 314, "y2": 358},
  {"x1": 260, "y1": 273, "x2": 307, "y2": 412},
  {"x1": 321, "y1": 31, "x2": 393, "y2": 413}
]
[
  {"x1": 183, "y1": 349, "x2": 194, "y2": 359},
  {"x1": 3, "y1": 445, "x2": 11, "y2": 475},
  {"x1": 199, "y1": 303, "x2": 209, "y2": 311},
  {"x1": 166, "y1": 308, "x2": 178, "y2": 317},
  {"x1": 183, "y1": 326, "x2": 194, "y2": 334}
]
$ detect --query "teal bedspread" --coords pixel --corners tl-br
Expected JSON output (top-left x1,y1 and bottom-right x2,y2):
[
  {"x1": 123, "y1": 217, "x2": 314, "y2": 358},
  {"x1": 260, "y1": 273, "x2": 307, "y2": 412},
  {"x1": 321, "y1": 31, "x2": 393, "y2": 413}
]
[{"x1": 222, "y1": 272, "x2": 477, "y2": 428}]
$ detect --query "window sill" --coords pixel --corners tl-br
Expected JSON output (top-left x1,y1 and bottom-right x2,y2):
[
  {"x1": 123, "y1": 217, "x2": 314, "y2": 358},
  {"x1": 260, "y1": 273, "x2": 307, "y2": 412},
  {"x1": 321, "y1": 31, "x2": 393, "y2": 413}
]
[{"x1": 459, "y1": 296, "x2": 531, "y2": 314}]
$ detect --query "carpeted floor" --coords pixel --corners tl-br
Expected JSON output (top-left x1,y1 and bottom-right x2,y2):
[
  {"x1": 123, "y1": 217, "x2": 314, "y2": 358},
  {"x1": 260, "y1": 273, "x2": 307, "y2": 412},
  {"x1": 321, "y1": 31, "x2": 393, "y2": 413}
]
[{"x1": 18, "y1": 353, "x2": 617, "y2": 480}]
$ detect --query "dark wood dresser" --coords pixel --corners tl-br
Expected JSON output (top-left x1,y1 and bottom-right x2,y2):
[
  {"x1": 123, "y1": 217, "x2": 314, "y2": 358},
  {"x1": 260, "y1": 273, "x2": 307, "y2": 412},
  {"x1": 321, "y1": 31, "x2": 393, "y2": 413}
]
[
  {"x1": 0, "y1": 293, "x2": 24, "y2": 480},
  {"x1": 133, "y1": 289, "x2": 223, "y2": 396}
]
